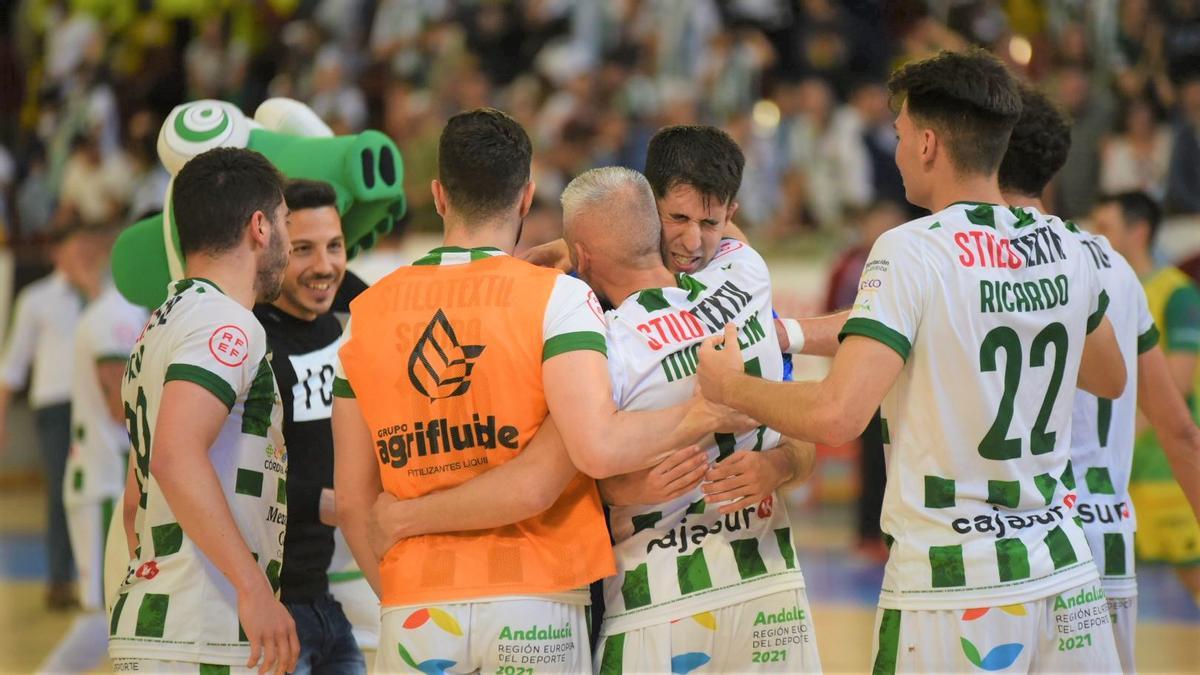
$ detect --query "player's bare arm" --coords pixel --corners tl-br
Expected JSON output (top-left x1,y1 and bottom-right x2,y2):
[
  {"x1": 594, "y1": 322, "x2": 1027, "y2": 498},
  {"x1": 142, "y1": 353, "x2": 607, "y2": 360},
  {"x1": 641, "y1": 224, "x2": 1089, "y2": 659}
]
[
  {"x1": 1164, "y1": 351, "x2": 1199, "y2": 396},
  {"x1": 699, "y1": 324, "x2": 902, "y2": 447},
  {"x1": 776, "y1": 311, "x2": 850, "y2": 357},
  {"x1": 151, "y1": 380, "x2": 299, "y2": 675},
  {"x1": 1138, "y1": 345, "x2": 1200, "y2": 520},
  {"x1": 331, "y1": 395, "x2": 384, "y2": 596},
  {"x1": 1078, "y1": 315, "x2": 1129, "y2": 399},
  {"x1": 543, "y1": 348, "x2": 754, "y2": 478},
  {"x1": 367, "y1": 416, "x2": 579, "y2": 556}
]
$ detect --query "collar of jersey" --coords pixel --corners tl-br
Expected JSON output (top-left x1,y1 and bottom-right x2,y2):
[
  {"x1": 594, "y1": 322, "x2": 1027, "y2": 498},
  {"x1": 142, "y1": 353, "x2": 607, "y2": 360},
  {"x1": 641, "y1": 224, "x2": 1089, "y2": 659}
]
[
  {"x1": 948, "y1": 200, "x2": 1002, "y2": 208},
  {"x1": 412, "y1": 246, "x2": 506, "y2": 266},
  {"x1": 174, "y1": 277, "x2": 225, "y2": 295}
]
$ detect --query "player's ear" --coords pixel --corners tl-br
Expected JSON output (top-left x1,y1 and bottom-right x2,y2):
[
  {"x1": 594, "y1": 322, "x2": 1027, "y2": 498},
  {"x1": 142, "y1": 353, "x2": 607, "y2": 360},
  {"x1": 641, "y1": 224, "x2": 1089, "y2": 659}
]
[
  {"x1": 431, "y1": 179, "x2": 448, "y2": 217},
  {"x1": 248, "y1": 210, "x2": 270, "y2": 249},
  {"x1": 517, "y1": 179, "x2": 536, "y2": 219},
  {"x1": 725, "y1": 200, "x2": 740, "y2": 226},
  {"x1": 920, "y1": 128, "x2": 936, "y2": 168},
  {"x1": 573, "y1": 241, "x2": 590, "y2": 276}
]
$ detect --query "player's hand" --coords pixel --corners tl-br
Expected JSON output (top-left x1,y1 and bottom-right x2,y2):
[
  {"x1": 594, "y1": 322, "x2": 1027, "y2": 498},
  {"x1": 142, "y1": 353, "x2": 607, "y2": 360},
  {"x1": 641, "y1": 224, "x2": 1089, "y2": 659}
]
[
  {"x1": 702, "y1": 449, "x2": 792, "y2": 514},
  {"x1": 238, "y1": 579, "x2": 299, "y2": 675},
  {"x1": 519, "y1": 239, "x2": 571, "y2": 271},
  {"x1": 368, "y1": 491, "x2": 402, "y2": 560},
  {"x1": 697, "y1": 323, "x2": 745, "y2": 405},
  {"x1": 600, "y1": 445, "x2": 708, "y2": 506}
]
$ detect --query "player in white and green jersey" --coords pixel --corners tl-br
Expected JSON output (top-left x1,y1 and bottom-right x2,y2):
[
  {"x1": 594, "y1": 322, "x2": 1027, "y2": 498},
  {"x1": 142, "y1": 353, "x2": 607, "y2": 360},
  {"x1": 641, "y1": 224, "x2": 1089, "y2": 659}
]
[
  {"x1": 697, "y1": 50, "x2": 1126, "y2": 673},
  {"x1": 108, "y1": 148, "x2": 298, "y2": 674},
  {"x1": 557, "y1": 168, "x2": 819, "y2": 673},
  {"x1": 40, "y1": 230, "x2": 148, "y2": 674},
  {"x1": 996, "y1": 85, "x2": 1193, "y2": 673}
]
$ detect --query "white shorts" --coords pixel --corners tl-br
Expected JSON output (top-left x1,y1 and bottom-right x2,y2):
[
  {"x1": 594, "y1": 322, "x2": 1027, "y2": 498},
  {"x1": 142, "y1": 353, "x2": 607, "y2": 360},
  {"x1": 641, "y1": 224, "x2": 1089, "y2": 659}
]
[
  {"x1": 65, "y1": 497, "x2": 116, "y2": 611},
  {"x1": 111, "y1": 657, "x2": 256, "y2": 673},
  {"x1": 1106, "y1": 595, "x2": 1137, "y2": 674},
  {"x1": 870, "y1": 580, "x2": 1121, "y2": 673},
  {"x1": 595, "y1": 588, "x2": 821, "y2": 674},
  {"x1": 376, "y1": 597, "x2": 589, "y2": 674}
]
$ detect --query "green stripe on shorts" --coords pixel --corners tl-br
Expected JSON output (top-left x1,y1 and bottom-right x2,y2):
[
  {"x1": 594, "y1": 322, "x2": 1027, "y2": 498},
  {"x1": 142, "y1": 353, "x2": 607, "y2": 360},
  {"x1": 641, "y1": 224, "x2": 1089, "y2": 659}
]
[
  {"x1": 598, "y1": 633, "x2": 625, "y2": 675},
  {"x1": 872, "y1": 609, "x2": 901, "y2": 675}
]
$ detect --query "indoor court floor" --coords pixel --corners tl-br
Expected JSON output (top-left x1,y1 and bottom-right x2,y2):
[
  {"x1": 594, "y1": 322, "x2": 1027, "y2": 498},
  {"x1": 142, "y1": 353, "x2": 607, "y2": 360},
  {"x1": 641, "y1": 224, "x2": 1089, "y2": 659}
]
[{"x1": 2, "y1": 486, "x2": 1197, "y2": 673}]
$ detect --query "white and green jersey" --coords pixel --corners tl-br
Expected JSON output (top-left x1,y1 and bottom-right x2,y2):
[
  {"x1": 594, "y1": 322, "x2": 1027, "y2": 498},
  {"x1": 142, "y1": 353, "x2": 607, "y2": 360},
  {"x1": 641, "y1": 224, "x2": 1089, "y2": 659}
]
[
  {"x1": 601, "y1": 238, "x2": 803, "y2": 634},
  {"x1": 842, "y1": 203, "x2": 1108, "y2": 610},
  {"x1": 1067, "y1": 225, "x2": 1157, "y2": 598},
  {"x1": 65, "y1": 284, "x2": 147, "y2": 506},
  {"x1": 109, "y1": 278, "x2": 287, "y2": 665}
]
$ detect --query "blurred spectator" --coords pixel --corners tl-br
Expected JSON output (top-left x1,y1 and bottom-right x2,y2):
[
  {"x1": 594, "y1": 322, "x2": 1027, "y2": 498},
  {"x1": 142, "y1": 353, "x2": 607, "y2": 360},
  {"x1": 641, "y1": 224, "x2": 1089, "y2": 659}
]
[
  {"x1": 0, "y1": 224, "x2": 87, "y2": 610},
  {"x1": 56, "y1": 133, "x2": 132, "y2": 229},
  {"x1": 184, "y1": 14, "x2": 249, "y2": 101},
  {"x1": 5, "y1": 1, "x2": 1200, "y2": 255},
  {"x1": 1101, "y1": 97, "x2": 1172, "y2": 200},
  {"x1": 309, "y1": 47, "x2": 368, "y2": 134},
  {"x1": 1163, "y1": 0, "x2": 1200, "y2": 83},
  {"x1": 774, "y1": 77, "x2": 869, "y2": 233},
  {"x1": 123, "y1": 110, "x2": 170, "y2": 221},
  {"x1": 15, "y1": 143, "x2": 54, "y2": 238},
  {"x1": 371, "y1": 0, "x2": 451, "y2": 82},
  {"x1": 1051, "y1": 64, "x2": 1115, "y2": 219},
  {"x1": 1166, "y1": 74, "x2": 1200, "y2": 213}
]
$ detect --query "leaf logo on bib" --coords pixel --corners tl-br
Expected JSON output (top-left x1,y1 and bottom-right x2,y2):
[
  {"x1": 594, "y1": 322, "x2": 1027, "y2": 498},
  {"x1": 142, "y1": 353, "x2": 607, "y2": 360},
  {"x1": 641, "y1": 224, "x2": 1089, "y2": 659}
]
[{"x1": 407, "y1": 309, "x2": 485, "y2": 400}]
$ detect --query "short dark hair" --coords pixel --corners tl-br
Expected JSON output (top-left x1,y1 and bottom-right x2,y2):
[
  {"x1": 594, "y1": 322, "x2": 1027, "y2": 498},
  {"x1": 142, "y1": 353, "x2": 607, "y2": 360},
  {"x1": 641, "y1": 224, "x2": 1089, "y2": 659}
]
[
  {"x1": 998, "y1": 84, "x2": 1071, "y2": 198},
  {"x1": 285, "y1": 179, "x2": 338, "y2": 212},
  {"x1": 1096, "y1": 191, "x2": 1163, "y2": 243},
  {"x1": 644, "y1": 125, "x2": 745, "y2": 206},
  {"x1": 437, "y1": 108, "x2": 532, "y2": 220},
  {"x1": 172, "y1": 147, "x2": 285, "y2": 256},
  {"x1": 888, "y1": 48, "x2": 1022, "y2": 175}
]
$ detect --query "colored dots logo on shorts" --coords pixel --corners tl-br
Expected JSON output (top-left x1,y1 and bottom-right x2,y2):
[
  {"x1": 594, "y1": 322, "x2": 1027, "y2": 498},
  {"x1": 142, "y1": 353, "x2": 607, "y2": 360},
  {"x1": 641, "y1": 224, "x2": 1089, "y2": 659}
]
[
  {"x1": 959, "y1": 638, "x2": 1024, "y2": 671},
  {"x1": 959, "y1": 604, "x2": 1025, "y2": 670},
  {"x1": 397, "y1": 642, "x2": 455, "y2": 675},
  {"x1": 670, "y1": 652, "x2": 711, "y2": 674},
  {"x1": 402, "y1": 607, "x2": 464, "y2": 636}
]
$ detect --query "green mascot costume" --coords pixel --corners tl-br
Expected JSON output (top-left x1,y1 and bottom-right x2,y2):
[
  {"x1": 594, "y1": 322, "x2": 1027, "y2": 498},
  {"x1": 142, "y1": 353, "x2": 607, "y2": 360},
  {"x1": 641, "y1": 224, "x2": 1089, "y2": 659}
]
[{"x1": 111, "y1": 97, "x2": 406, "y2": 309}]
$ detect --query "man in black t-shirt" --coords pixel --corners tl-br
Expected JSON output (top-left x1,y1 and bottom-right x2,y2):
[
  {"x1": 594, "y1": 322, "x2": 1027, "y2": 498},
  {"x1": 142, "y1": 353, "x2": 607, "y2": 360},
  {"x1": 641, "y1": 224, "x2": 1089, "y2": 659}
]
[{"x1": 254, "y1": 179, "x2": 368, "y2": 674}]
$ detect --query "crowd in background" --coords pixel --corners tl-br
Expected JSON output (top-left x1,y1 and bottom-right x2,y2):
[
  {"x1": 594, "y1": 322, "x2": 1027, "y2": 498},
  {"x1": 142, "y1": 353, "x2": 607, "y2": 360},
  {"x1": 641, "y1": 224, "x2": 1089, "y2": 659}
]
[{"x1": 3, "y1": 0, "x2": 1200, "y2": 260}]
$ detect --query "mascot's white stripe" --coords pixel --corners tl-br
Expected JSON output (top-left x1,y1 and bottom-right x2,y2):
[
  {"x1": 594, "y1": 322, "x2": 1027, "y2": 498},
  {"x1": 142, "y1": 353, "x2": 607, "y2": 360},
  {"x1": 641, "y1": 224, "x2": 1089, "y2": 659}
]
[{"x1": 162, "y1": 175, "x2": 185, "y2": 282}]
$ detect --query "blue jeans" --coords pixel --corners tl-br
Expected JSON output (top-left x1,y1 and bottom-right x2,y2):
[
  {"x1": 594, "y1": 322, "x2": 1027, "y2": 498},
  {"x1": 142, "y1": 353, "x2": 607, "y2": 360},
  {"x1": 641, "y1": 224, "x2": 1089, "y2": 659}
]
[
  {"x1": 287, "y1": 593, "x2": 366, "y2": 675},
  {"x1": 36, "y1": 402, "x2": 74, "y2": 584}
]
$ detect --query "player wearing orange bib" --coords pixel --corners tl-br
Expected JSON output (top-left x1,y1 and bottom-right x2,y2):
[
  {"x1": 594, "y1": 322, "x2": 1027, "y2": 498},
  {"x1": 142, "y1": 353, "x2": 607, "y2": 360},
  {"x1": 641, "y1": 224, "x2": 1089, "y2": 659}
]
[{"x1": 332, "y1": 109, "x2": 749, "y2": 674}]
